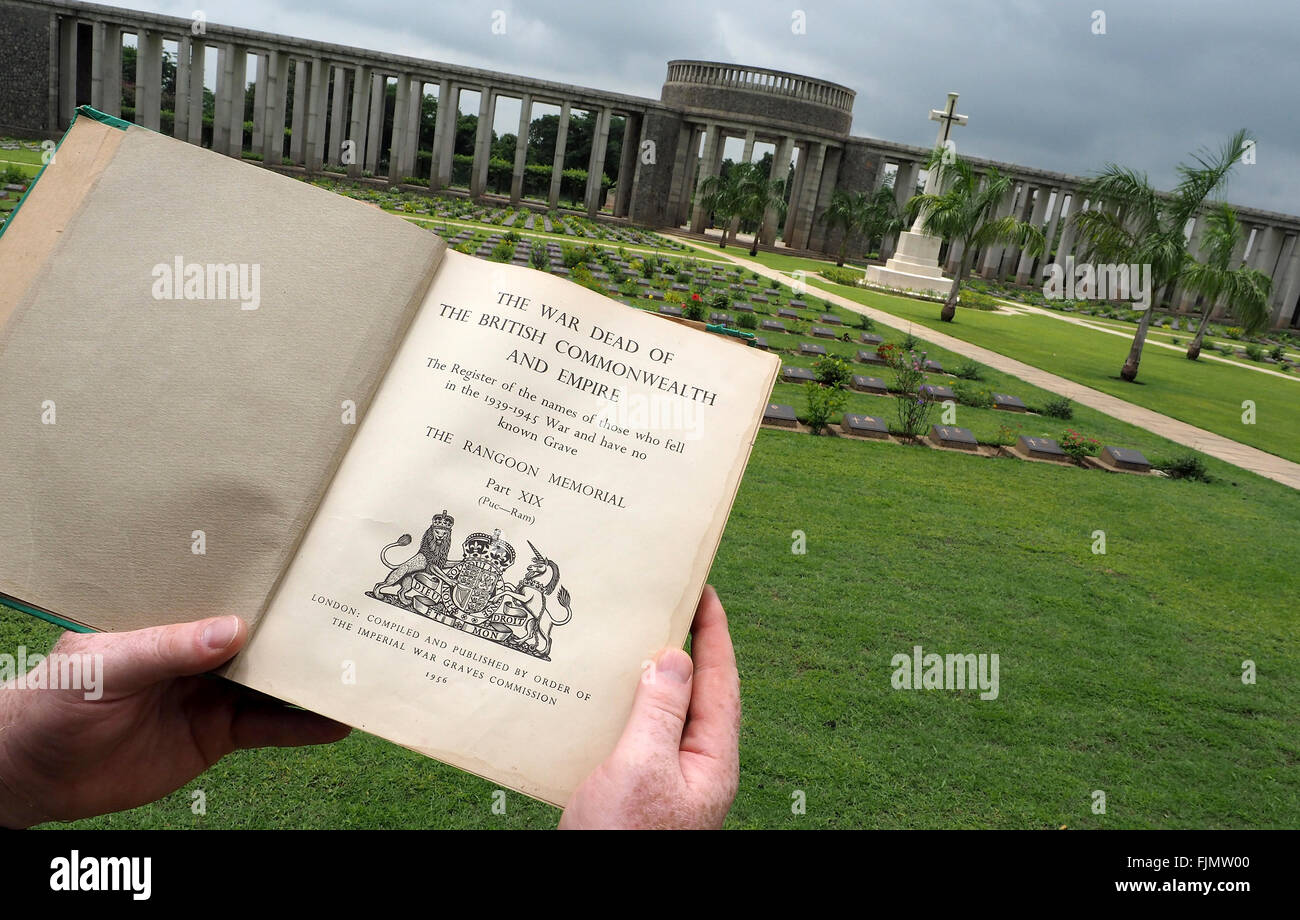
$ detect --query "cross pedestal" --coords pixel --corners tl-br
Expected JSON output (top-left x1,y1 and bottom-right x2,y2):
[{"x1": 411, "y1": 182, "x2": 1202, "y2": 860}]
[{"x1": 866, "y1": 92, "x2": 967, "y2": 296}]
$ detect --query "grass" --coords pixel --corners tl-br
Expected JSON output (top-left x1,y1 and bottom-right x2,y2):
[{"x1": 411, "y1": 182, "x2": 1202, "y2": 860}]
[
  {"x1": 5, "y1": 427, "x2": 1296, "y2": 829},
  {"x1": 778, "y1": 274, "x2": 1300, "y2": 464}
]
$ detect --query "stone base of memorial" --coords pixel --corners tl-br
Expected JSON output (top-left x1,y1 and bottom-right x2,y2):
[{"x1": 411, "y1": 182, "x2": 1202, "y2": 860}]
[
  {"x1": 865, "y1": 230, "x2": 953, "y2": 297},
  {"x1": 839, "y1": 413, "x2": 892, "y2": 441},
  {"x1": 923, "y1": 424, "x2": 998, "y2": 456},
  {"x1": 761, "y1": 403, "x2": 805, "y2": 431}
]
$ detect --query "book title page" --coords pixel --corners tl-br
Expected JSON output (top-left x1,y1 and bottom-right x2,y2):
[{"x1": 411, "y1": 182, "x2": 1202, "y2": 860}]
[{"x1": 226, "y1": 251, "x2": 778, "y2": 806}]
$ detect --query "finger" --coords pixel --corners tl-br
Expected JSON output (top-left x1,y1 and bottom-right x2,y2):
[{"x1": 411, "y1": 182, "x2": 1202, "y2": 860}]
[
  {"x1": 229, "y1": 700, "x2": 352, "y2": 750},
  {"x1": 89, "y1": 616, "x2": 248, "y2": 697},
  {"x1": 612, "y1": 647, "x2": 694, "y2": 763},
  {"x1": 680, "y1": 586, "x2": 740, "y2": 763}
]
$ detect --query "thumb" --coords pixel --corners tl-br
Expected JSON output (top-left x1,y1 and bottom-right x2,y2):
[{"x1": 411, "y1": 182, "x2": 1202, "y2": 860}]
[
  {"x1": 614, "y1": 647, "x2": 694, "y2": 761},
  {"x1": 83, "y1": 616, "x2": 248, "y2": 697}
]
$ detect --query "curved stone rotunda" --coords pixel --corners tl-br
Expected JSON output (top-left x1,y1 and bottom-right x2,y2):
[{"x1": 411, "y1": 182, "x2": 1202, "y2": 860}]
[{"x1": 3, "y1": 0, "x2": 1299, "y2": 327}]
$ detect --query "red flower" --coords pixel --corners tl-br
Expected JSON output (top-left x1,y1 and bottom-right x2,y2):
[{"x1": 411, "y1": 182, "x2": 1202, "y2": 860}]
[{"x1": 691, "y1": 293, "x2": 701, "y2": 301}]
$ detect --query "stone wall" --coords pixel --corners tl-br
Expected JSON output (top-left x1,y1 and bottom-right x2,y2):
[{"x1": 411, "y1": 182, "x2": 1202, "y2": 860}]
[{"x1": 0, "y1": 2, "x2": 52, "y2": 138}]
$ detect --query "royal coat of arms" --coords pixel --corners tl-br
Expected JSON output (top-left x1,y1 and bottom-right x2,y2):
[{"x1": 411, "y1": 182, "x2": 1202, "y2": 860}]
[{"x1": 364, "y1": 510, "x2": 573, "y2": 660}]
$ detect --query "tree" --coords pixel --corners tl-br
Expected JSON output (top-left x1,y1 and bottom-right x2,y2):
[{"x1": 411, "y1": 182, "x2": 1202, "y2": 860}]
[
  {"x1": 820, "y1": 186, "x2": 901, "y2": 266},
  {"x1": 1179, "y1": 202, "x2": 1272, "y2": 360},
  {"x1": 1072, "y1": 130, "x2": 1251, "y2": 382},
  {"x1": 698, "y1": 167, "x2": 742, "y2": 249},
  {"x1": 909, "y1": 150, "x2": 1044, "y2": 322},
  {"x1": 729, "y1": 161, "x2": 789, "y2": 256}
]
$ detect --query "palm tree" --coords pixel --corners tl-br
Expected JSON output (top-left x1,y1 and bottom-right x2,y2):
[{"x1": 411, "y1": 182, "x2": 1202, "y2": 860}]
[
  {"x1": 698, "y1": 166, "x2": 742, "y2": 249},
  {"x1": 1180, "y1": 202, "x2": 1272, "y2": 360},
  {"x1": 821, "y1": 186, "x2": 901, "y2": 266},
  {"x1": 1072, "y1": 130, "x2": 1250, "y2": 382},
  {"x1": 909, "y1": 150, "x2": 1044, "y2": 322},
  {"x1": 728, "y1": 161, "x2": 789, "y2": 256}
]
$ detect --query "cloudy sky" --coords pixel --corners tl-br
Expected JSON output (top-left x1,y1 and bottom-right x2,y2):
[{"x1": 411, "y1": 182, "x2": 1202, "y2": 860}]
[{"x1": 118, "y1": 0, "x2": 1297, "y2": 213}]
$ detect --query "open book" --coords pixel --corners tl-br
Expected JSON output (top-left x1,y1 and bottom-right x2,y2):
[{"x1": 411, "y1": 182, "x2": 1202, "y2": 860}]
[{"x1": 0, "y1": 109, "x2": 778, "y2": 807}]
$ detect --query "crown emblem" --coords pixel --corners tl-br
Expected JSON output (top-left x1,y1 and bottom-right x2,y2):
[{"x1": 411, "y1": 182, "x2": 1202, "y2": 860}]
[
  {"x1": 430, "y1": 509, "x2": 454, "y2": 528},
  {"x1": 463, "y1": 529, "x2": 515, "y2": 571}
]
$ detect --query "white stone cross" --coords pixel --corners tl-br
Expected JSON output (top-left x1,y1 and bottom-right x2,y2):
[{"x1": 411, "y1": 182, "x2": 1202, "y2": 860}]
[{"x1": 930, "y1": 92, "x2": 968, "y2": 148}]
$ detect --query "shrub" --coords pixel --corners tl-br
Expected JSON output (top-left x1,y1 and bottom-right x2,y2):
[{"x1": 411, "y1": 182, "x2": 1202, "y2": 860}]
[
  {"x1": 1226, "y1": 327, "x2": 1243, "y2": 340},
  {"x1": 1270, "y1": 344, "x2": 1286, "y2": 362},
  {"x1": 684, "y1": 297, "x2": 706, "y2": 321},
  {"x1": 887, "y1": 349, "x2": 935, "y2": 439},
  {"x1": 0, "y1": 165, "x2": 27, "y2": 186},
  {"x1": 489, "y1": 239, "x2": 514, "y2": 262},
  {"x1": 804, "y1": 382, "x2": 847, "y2": 435},
  {"x1": 954, "y1": 360, "x2": 983, "y2": 380},
  {"x1": 813, "y1": 355, "x2": 852, "y2": 389},
  {"x1": 857, "y1": 314, "x2": 875, "y2": 331},
  {"x1": 1245, "y1": 343, "x2": 1264, "y2": 361},
  {"x1": 737, "y1": 312, "x2": 758, "y2": 330},
  {"x1": 1040, "y1": 396, "x2": 1073, "y2": 419},
  {"x1": 1060, "y1": 428, "x2": 1101, "y2": 463},
  {"x1": 953, "y1": 382, "x2": 994, "y2": 409},
  {"x1": 1156, "y1": 454, "x2": 1210, "y2": 481},
  {"x1": 530, "y1": 241, "x2": 548, "y2": 270},
  {"x1": 561, "y1": 244, "x2": 586, "y2": 268},
  {"x1": 819, "y1": 266, "x2": 862, "y2": 285},
  {"x1": 641, "y1": 256, "x2": 658, "y2": 278},
  {"x1": 1216, "y1": 341, "x2": 1235, "y2": 355},
  {"x1": 504, "y1": 229, "x2": 521, "y2": 243},
  {"x1": 958, "y1": 290, "x2": 1001, "y2": 311},
  {"x1": 901, "y1": 332, "x2": 920, "y2": 351}
]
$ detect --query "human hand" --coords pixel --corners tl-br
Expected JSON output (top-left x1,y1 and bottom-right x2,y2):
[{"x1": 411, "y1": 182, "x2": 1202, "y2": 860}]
[
  {"x1": 0, "y1": 617, "x2": 349, "y2": 828},
  {"x1": 559, "y1": 585, "x2": 740, "y2": 829}
]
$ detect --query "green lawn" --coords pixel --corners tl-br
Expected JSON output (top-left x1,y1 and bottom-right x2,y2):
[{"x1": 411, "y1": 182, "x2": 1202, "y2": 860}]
[
  {"x1": 785, "y1": 274, "x2": 1300, "y2": 465},
  {"x1": 6, "y1": 426, "x2": 1296, "y2": 829},
  {"x1": 0, "y1": 143, "x2": 44, "y2": 179}
]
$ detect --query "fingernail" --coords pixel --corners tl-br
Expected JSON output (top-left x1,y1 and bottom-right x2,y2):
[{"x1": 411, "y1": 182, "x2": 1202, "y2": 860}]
[
  {"x1": 202, "y1": 616, "x2": 240, "y2": 650},
  {"x1": 656, "y1": 648, "x2": 693, "y2": 684}
]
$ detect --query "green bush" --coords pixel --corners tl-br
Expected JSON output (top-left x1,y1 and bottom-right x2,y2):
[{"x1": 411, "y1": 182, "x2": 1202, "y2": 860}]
[
  {"x1": 683, "y1": 300, "x2": 706, "y2": 322},
  {"x1": 1245, "y1": 343, "x2": 1264, "y2": 361},
  {"x1": 737, "y1": 312, "x2": 758, "y2": 330},
  {"x1": 1060, "y1": 428, "x2": 1101, "y2": 463},
  {"x1": 813, "y1": 355, "x2": 852, "y2": 389},
  {"x1": 1040, "y1": 396, "x2": 1074, "y2": 419},
  {"x1": 901, "y1": 333, "x2": 920, "y2": 351},
  {"x1": 857, "y1": 314, "x2": 875, "y2": 331},
  {"x1": 1157, "y1": 454, "x2": 1211, "y2": 482},
  {"x1": 1269, "y1": 344, "x2": 1285, "y2": 362},
  {"x1": 954, "y1": 360, "x2": 983, "y2": 380},
  {"x1": 529, "y1": 241, "x2": 548, "y2": 270},
  {"x1": 958, "y1": 289, "x2": 1002, "y2": 311},
  {"x1": 804, "y1": 382, "x2": 847, "y2": 435},
  {"x1": 953, "y1": 382, "x2": 994, "y2": 409},
  {"x1": 819, "y1": 266, "x2": 862, "y2": 285},
  {"x1": 489, "y1": 239, "x2": 514, "y2": 262}
]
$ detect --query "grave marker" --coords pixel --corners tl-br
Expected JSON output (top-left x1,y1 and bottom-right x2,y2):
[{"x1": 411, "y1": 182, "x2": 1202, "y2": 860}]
[{"x1": 842, "y1": 413, "x2": 890, "y2": 440}]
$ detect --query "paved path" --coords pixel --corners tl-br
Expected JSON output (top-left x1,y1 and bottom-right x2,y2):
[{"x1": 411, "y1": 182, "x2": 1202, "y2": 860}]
[{"x1": 674, "y1": 236, "x2": 1300, "y2": 490}]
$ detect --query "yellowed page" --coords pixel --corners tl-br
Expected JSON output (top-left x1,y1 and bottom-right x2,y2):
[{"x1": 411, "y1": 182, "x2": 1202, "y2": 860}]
[
  {"x1": 226, "y1": 251, "x2": 778, "y2": 806},
  {"x1": 0, "y1": 119, "x2": 443, "y2": 633}
]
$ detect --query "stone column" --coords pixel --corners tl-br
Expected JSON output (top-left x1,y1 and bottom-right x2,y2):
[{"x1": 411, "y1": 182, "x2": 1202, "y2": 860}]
[
  {"x1": 1040, "y1": 189, "x2": 1067, "y2": 273},
  {"x1": 325, "y1": 65, "x2": 347, "y2": 167},
  {"x1": 365, "y1": 72, "x2": 384, "y2": 174},
  {"x1": 99, "y1": 24, "x2": 122, "y2": 118},
  {"x1": 1268, "y1": 234, "x2": 1300, "y2": 327},
  {"x1": 251, "y1": 54, "x2": 268, "y2": 154},
  {"x1": 548, "y1": 101, "x2": 571, "y2": 208},
  {"x1": 675, "y1": 125, "x2": 704, "y2": 227},
  {"x1": 584, "y1": 105, "x2": 613, "y2": 217},
  {"x1": 290, "y1": 60, "x2": 309, "y2": 164},
  {"x1": 347, "y1": 64, "x2": 372, "y2": 179},
  {"x1": 428, "y1": 79, "x2": 452, "y2": 188},
  {"x1": 1249, "y1": 225, "x2": 1283, "y2": 277},
  {"x1": 614, "y1": 113, "x2": 641, "y2": 218},
  {"x1": 470, "y1": 88, "x2": 495, "y2": 198},
  {"x1": 260, "y1": 50, "x2": 290, "y2": 166},
  {"x1": 305, "y1": 58, "x2": 328, "y2": 171},
  {"x1": 979, "y1": 183, "x2": 1018, "y2": 278},
  {"x1": 1014, "y1": 187, "x2": 1050, "y2": 284},
  {"x1": 90, "y1": 21, "x2": 105, "y2": 111},
  {"x1": 689, "y1": 123, "x2": 723, "y2": 233},
  {"x1": 663, "y1": 124, "x2": 694, "y2": 227},
  {"x1": 786, "y1": 141, "x2": 827, "y2": 251},
  {"x1": 135, "y1": 30, "x2": 164, "y2": 133},
  {"x1": 399, "y1": 76, "x2": 423, "y2": 179},
  {"x1": 761, "y1": 135, "x2": 795, "y2": 245},
  {"x1": 58, "y1": 16, "x2": 77, "y2": 127},
  {"x1": 782, "y1": 145, "x2": 809, "y2": 244},
  {"x1": 510, "y1": 93, "x2": 532, "y2": 204},
  {"x1": 172, "y1": 36, "x2": 191, "y2": 140},
  {"x1": 388, "y1": 75, "x2": 412, "y2": 183},
  {"x1": 807, "y1": 146, "x2": 842, "y2": 253}
]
